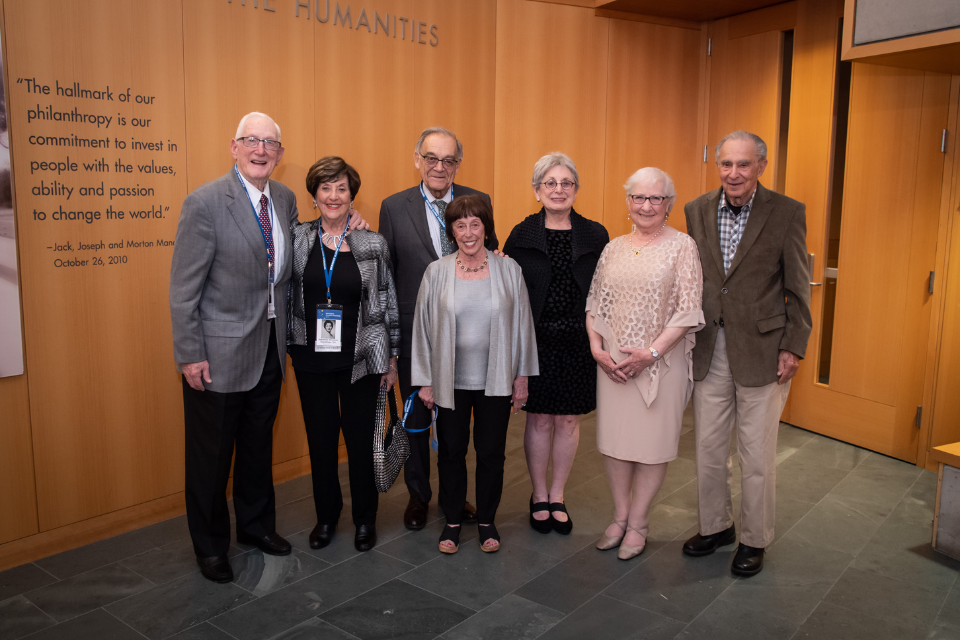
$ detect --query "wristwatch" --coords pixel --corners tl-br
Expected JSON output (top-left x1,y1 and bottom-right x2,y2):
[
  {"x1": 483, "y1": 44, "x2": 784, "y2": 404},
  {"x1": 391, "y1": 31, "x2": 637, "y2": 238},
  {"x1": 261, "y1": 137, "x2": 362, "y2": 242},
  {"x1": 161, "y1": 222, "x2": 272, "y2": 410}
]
[{"x1": 649, "y1": 347, "x2": 660, "y2": 360}]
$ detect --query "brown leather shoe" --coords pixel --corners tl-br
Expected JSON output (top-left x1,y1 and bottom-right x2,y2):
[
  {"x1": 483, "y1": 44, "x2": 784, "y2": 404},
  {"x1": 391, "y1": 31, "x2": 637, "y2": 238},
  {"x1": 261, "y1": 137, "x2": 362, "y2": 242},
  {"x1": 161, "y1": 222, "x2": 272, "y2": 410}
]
[
  {"x1": 682, "y1": 525, "x2": 736, "y2": 557},
  {"x1": 461, "y1": 501, "x2": 478, "y2": 524},
  {"x1": 196, "y1": 555, "x2": 233, "y2": 583},
  {"x1": 404, "y1": 495, "x2": 428, "y2": 530}
]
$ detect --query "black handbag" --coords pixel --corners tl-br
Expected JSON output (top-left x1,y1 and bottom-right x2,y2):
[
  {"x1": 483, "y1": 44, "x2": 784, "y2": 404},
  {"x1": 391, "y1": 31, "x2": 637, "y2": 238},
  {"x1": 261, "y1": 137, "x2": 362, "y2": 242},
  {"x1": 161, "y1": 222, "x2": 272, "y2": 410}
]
[{"x1": 373, "y1": 383, "x2": 409, "y2": 493}]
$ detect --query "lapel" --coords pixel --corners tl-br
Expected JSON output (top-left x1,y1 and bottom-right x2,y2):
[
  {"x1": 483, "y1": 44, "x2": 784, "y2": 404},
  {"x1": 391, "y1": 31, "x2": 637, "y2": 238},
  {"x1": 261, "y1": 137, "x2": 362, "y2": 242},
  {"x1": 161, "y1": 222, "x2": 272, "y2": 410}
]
[
  {"x1": 724, "y1": 183, "x2": 773, "y2": 281},
  {"x1": 701, "y1": 189, "x2": 725, "y2": 280},
  {"x1": 225, "y1": 171, "x2": 270, "y2": 276},
  {"x1": 569, "y1": 209, "x2": 592, "y2": 263},
  {"x1": 270, "y1": 179, "x2": 294, "y2": 282},
  {"x1": 405, "y1": 185, "x2": 440, "y2": 261}
]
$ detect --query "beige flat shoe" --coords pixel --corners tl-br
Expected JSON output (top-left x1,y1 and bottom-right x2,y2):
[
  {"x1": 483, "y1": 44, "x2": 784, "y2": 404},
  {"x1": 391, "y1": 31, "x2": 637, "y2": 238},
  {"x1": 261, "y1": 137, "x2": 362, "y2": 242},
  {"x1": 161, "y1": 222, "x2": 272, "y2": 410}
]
[
  {"x1": 597, "y1": 520, "x2": 627, "y2": 550},
  {"x1": 617, "y1": 526, "x2": 647, "y2": 561}
]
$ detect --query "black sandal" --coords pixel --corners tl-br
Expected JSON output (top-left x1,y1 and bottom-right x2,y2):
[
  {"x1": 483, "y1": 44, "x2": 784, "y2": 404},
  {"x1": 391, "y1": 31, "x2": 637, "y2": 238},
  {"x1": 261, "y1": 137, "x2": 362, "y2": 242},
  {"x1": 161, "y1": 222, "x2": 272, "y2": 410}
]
[
  {"x1": 549, "y1": 502, "x2": 573, "y2": 535},
  {"x1": 439, "y1": 524, "x2": 461, "y2": 554},
  {"x1": 478, "y1": 523, "x2": 500, "y2": 553},
  {"x1": 529, "y1": 496, "x2": 552, "y2": 534}
]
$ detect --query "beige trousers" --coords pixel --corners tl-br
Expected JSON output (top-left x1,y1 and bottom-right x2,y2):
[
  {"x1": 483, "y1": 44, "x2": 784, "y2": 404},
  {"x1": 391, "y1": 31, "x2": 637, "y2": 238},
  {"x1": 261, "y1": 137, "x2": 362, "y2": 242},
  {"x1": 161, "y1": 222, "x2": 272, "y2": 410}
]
[{"x1": 693, "y1": 329, "x2": 790, "y2": 548}]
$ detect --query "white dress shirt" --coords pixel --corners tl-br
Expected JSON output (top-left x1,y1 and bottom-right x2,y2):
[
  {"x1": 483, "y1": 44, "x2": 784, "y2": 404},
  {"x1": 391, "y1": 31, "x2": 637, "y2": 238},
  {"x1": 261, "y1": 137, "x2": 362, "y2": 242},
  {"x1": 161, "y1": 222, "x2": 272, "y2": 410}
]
[
  {"x1": 422, "y1": 183, "x2": 453, "y2": 257},
  {"x1": 237, "y1": 168, "x2": 285, "y2": 280}
]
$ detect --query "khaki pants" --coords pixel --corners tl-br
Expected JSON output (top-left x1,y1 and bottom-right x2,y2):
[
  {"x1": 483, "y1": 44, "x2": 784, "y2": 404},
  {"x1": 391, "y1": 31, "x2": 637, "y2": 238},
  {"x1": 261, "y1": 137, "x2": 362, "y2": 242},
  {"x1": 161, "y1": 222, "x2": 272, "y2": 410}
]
[{"x1": 693, "y1": 329, "x2": 790, "y2": 548}]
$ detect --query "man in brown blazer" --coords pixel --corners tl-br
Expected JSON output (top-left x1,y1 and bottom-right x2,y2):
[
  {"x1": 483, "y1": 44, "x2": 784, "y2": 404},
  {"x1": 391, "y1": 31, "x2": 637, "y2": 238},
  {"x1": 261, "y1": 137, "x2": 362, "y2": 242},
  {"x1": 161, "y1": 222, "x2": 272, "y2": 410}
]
[{"x1": 681, "y1": 130, "x2": 811, "y2": 576}]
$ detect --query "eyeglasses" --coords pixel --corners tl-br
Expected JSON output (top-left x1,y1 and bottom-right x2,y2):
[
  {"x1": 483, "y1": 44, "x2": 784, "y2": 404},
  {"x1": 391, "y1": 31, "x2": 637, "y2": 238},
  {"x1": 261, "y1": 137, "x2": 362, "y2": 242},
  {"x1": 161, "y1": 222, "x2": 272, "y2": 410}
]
[
  {"x1": 539, "y1": 179, "x2": 576, "y2": 192},
  {"x1": 237, "y1": 136, "x2": 282, "y2": 151},
  {"x1": 628, "y1": 194, "x2": 667, "y2": 205},
  {"x1": 419, "y1": 153, "x2": 460, "y2": 170}
]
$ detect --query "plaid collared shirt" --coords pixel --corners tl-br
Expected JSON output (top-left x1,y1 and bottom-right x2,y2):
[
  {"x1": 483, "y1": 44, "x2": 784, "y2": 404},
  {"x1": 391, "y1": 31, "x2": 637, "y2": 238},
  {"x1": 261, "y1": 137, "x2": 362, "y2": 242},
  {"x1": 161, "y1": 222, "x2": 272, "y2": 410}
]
[{"x1": 718, "y1": 189, "x2": 757, "y2": 275}]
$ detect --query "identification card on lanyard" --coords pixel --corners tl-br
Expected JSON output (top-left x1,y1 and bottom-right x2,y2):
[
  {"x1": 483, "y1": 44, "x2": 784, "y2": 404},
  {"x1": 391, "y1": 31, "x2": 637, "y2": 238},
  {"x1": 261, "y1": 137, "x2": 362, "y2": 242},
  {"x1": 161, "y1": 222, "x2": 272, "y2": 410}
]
[{"x1": 315, "y1": 304, "x2": 343, "y2": 352}]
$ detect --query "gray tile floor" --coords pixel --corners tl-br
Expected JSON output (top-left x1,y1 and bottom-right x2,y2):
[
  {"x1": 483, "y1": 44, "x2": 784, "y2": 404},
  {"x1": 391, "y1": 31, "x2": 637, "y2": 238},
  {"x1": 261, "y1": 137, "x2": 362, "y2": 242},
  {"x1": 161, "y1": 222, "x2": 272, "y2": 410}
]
[{"x1": 2, "y1": 407, "x2": 959, "y2": 640}]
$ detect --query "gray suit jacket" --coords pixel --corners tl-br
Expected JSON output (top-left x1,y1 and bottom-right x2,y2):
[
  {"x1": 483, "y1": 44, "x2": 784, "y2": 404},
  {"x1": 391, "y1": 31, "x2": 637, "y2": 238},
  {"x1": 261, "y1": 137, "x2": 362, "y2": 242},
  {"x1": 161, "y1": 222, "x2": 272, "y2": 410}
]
[
  {"x1": 684, "y1": 183, "x2": 811, "y2": 386},
  {"x1": 170, "y1": 169, "x2": 298, "y2": 393},
  {"x1": 378, "y1": 183, "x2": 498, "y2": 356}
]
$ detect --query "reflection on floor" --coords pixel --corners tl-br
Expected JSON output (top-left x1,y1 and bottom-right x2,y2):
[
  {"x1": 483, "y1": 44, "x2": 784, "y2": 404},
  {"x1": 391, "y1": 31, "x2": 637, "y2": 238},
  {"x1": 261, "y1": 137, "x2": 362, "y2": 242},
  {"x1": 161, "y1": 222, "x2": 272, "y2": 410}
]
[{"x1": 1, "y1": 407, "x2": 958, "y2": 640}]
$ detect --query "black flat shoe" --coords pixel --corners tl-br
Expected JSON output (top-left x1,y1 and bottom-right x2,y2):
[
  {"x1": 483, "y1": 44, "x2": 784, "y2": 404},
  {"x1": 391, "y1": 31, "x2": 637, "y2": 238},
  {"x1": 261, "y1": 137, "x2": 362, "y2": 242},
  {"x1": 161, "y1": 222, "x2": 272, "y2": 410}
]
[
  {"x1": 309, "y1": 522, "x2": 336, "y2": 549},
  {"x1": 196, "y1": 555, "x2": 233, "y2": 583},
  {"x1": 682, "y1": 525, "x2": 736, "y2": 557},
  {"x1": 549, "y1": 502, "x2": 573, "y2": 535},
  {"x1": 461, "y1": 502, "x2": 478, "y2": 524},
  {"x1": 236, "y1": 531, "x2": 292, "y2": 556},
  {"x1": 479, "y1": 523, "x2": 500, "y2": 553},
  {"x1": 529, "y1": 496, "x2": 552, "y2": 534},
  {"x1": 438, "y1": 524, "x2": 461, "y2": 554},
  {"x1": 404, "y1": 496, "x2": 428, "y2": 531},
  {"x1": 354, "y1": 524, "x2": 377, "y2": 551},
  {"x1": 732, "y1": 543, "x2": 765, "y2": 576}
]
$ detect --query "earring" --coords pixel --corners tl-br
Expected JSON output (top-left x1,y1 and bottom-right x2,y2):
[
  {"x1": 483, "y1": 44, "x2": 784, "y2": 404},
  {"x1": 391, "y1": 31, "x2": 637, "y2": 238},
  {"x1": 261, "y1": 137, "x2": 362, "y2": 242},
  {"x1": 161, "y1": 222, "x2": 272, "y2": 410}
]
[{"x1": 313, "y1": 201, "x2": 317, "y2": 209}]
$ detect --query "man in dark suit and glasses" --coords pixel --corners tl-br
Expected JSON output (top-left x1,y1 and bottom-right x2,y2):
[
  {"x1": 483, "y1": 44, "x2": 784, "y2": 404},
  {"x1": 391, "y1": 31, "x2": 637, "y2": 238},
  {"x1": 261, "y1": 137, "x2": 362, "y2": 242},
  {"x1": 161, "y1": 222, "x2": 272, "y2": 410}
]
[
  {"x1": 172, "y1": 111, "x2": 363, "y2": 583},
  {"x1": 378, "y1": 126, "x2": 498, "y2": 530},
  {"x1": 681, "y1": 130, "x2": 811, "y2": 577}
]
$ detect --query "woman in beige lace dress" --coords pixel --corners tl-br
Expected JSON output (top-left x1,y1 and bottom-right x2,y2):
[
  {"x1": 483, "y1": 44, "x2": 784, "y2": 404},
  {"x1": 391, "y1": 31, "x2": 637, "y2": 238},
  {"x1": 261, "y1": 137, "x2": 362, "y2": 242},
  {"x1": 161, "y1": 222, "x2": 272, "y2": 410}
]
[{"x1": 586, "y1": 167, "x2": 703, "y2": 560}]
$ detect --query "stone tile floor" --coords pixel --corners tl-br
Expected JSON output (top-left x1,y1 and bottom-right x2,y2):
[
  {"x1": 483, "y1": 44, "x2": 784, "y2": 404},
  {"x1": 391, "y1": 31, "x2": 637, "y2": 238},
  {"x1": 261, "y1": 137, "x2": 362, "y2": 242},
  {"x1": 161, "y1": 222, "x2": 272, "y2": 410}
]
[{"x1": 2, "y1": 407, "x2": 958, "y2": 639}]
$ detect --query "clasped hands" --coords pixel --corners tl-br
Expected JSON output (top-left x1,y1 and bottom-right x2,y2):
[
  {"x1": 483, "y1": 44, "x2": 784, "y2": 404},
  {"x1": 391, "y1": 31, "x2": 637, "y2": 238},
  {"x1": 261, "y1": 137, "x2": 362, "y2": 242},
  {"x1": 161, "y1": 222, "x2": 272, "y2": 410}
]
[{"x1": 592, "y1": 346, "x2": 656, "y2": 385}]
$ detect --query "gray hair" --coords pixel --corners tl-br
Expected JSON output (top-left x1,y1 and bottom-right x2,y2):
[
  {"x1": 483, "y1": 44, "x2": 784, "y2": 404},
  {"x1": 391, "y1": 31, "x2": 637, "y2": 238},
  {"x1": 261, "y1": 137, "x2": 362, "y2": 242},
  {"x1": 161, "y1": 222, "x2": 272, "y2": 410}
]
[
  {"x1": 715, "y1": 130, "x2": 767, "y2": 163},
  {"x1": 624, "y1": 167, "x2": 677, "y2": 213},
  {"x1": 414, "y1": 126, "x2": 463, "y2": 161},
  {"x1": 531, "y1": 152, "x2": 580, "y2": 189},
  {"x1": 235, "y1": 112, "x2": 281, "y2": 141}
]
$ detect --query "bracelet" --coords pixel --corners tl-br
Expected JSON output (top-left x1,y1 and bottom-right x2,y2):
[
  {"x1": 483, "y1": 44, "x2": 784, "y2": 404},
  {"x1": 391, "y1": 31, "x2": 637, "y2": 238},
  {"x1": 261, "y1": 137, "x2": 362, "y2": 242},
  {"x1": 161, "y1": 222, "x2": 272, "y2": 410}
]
[{"x1": 388, "y1": 364, "x2": 398, "y2": 372}]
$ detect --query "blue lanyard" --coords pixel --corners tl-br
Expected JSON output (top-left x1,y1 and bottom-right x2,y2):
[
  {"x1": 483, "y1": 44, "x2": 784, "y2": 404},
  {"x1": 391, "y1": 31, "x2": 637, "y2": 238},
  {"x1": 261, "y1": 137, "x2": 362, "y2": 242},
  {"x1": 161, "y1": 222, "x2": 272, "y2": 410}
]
[
  {"x1": 234, "y1": 165, "x2": 275, "y2": 281},
  {"x1": 402, "y1": 391, "x2": 437, "y2": 433},
  {"x1": 420, "y1": 183, "x2": 452, "y2": 231},
  {"x1": 318, "y1": 217, "x2": 350, "y2": 304}
]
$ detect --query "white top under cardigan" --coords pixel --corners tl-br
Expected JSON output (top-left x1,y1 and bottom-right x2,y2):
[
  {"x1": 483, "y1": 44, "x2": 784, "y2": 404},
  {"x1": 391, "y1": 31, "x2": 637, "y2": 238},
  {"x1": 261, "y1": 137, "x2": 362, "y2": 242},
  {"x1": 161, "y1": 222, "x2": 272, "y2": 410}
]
[{"x1": 411, "y1": 250, "x2": 539, "y2": 411}]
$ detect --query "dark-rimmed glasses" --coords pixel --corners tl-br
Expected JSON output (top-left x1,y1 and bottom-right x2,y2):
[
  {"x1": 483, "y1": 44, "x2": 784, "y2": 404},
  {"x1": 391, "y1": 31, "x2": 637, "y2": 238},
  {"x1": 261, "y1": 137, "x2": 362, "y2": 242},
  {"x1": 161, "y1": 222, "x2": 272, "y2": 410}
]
[
  {"x1": 540, "y1": 179, "x2": 576, "y2": 192},
  {"x1": 628, "y1": 194, "x2": 666, "y2": 205},
  {"x1": 418, "y1": 153, "x2": 460, "y2": 170}
]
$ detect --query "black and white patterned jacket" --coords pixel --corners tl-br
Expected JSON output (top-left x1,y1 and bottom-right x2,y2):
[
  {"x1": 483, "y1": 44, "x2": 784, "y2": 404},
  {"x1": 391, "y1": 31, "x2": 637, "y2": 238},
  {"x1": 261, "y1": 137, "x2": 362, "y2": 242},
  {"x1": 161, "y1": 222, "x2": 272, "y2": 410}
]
[{"x1": 287, "y1": 222, "x2": 401, "y2": 383}]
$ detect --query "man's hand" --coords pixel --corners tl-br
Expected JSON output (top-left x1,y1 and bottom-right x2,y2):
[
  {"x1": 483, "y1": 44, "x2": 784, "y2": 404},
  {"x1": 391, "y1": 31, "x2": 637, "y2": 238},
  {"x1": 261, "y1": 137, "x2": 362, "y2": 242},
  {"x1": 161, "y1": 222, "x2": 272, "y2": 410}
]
[
  {"x1": 777, "y1": 350, "x2": 800, "y2": 384},
  {"x1": 182, "y1": 361, "x2": 212, "y2": 391},
  {"x1": 419, "y1": 385, "x2": 435, "y2": 410},
  {"x1": 347, "y1": 208, "x2": 371, "y2": 231},
  {"x1": 512, "y1": 376, "x2": 529, "y2": 413}
]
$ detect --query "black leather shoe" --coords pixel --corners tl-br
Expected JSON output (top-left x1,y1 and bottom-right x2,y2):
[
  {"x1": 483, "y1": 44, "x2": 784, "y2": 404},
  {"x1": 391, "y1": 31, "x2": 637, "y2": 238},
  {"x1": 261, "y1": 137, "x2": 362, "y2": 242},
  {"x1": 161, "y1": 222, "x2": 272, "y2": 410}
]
[
  {"x1": 682, "y1": 525, "x2": 736, "y2": 557},
  {"x1": 732, "y1": 543, "x2": 765, "y2": 576},
  {"x1": 196, "y1": 555, "x2": 233, "y2": 583},
  {"x1": 404, "y1": 496, "x2": 428, "y2": 531},
  {"x1": 309, "y1": 523, "x2": 336, "y2": 549},
  {"x1": 461, "y1": 501, "x2": 478, "y2": 524},
  {"x1": 236, "y1": 531, "x2": 292, "y2": 556},
  {"x1": 355, "y1": 524, "x2": 377, "y2": 551}
]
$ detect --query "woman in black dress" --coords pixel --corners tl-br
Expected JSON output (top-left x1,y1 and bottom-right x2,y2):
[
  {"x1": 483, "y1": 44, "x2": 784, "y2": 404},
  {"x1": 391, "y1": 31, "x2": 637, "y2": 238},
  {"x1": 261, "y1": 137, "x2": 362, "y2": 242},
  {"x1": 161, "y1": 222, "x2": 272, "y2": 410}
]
[
  {"x1": 287, "y1": 156, "x2": 400, "y2": 552},
  {"x1": 503, "y1": 152, "x2": 609, "y2": 534}
]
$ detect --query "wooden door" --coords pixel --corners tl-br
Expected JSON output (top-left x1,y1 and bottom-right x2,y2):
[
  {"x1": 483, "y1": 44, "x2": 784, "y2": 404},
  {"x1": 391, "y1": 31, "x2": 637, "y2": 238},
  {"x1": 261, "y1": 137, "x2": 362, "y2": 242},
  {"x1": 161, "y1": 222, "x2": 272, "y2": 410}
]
[{"x1": 787, "y1": 64, "x2": 950, "y2": 462}]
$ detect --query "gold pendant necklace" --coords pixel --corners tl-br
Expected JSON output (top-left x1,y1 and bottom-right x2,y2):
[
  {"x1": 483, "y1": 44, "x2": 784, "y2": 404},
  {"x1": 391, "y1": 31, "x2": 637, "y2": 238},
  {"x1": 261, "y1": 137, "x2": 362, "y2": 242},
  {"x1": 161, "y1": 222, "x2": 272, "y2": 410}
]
[
  {"x1": 457, "y1": 256, "x2": 488, "y2": 272},
  {"x1": 632, "y1": 221, "x2": 667, "y2": 256}
]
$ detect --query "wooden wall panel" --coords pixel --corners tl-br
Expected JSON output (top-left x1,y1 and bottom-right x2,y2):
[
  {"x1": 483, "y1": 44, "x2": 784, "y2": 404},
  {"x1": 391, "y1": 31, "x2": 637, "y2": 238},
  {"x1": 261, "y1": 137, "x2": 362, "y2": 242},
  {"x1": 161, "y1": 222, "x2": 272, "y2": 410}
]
[
  {"x1": 705, "y1": 19, "x2": 783, "y2": 193},
  {"x1": 494, "y1": 0, "x2": 609, "y2": 234},
  {"x1": 0, "y1": 374, "x2": 38, "y2": 544},
  {"x1": 5, "y1": 0, "x2": 188, "y2": 529},
  {"x1": 602, "y1": 18, "x2": 702, "y2": 238}
]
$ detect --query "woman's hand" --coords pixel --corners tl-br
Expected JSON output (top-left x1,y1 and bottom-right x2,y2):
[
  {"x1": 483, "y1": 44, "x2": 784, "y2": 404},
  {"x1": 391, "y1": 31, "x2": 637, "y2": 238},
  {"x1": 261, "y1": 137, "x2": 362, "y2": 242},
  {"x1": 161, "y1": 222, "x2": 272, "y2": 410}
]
[
  {"x1": 418, "y1": 385, "x2": 435, "y2": 410},
  {"x1": 511, "y1": 376, "x2": 529, "y2": 413},
  {"x1": 380, "y1": 357, "x2": 398, "y2": 389},
  {"x1": 592, "y1": 347, "x2": 627, "y2": 384},
  {"x1": 613, "y1": 347, "x2": 656, "y2": 380}
]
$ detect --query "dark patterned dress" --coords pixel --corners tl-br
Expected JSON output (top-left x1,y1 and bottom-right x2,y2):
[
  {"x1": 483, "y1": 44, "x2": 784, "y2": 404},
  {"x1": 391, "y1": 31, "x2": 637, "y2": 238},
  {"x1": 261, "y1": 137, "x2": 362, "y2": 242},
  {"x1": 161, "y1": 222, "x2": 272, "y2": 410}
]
[{"x1": 525, "y1": 229, "x2": 597, "y2": 415}]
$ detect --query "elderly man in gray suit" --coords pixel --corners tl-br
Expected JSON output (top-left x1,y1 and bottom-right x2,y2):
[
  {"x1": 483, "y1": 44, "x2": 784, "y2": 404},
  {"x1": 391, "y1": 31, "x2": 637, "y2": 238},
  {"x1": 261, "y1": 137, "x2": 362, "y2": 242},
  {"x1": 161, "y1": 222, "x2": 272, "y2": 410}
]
[
  {"x1": 170, "y1": 112, "x2": 299, "y2": 584},
  {"x1": 682, "y1": 130, "x2": 811, "y2": 576},
  {"x1": 379, "y1": 126, "x2": 498, "y2": 530}
]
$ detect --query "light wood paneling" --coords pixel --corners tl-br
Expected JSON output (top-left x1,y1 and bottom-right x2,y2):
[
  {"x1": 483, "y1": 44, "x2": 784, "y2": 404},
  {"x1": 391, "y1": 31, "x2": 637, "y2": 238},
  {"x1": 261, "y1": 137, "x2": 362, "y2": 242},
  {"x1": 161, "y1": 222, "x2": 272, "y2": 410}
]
[
  {"x1": 494, "y1": 0, "x2": 609, "y2": 234},
  {"x1": 0, "y1": 374, "x2": 38, "y2": 544},
  {"x1": 727, "y1": 0, "x2": 796, "y2": 40},
  {"x1": 705, "y1": 19, "x2": 783, "y2": 193},
  {"x1": 5, "y1": 0, "x2": 188, "y2": 529},
  {"x1": 602, "y1": 17, "x2": 702, "y2": 237},
  {"x1": 597, "y1": 0, "x2": 789, "y2": 23}
]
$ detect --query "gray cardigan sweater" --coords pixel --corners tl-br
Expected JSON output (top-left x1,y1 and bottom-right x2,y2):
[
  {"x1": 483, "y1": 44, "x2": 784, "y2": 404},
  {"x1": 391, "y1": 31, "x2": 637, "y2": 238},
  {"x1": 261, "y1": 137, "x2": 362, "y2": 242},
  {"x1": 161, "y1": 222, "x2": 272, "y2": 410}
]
[{"x1": 411, "y1": 250, "x2": 539, "y2": 410}]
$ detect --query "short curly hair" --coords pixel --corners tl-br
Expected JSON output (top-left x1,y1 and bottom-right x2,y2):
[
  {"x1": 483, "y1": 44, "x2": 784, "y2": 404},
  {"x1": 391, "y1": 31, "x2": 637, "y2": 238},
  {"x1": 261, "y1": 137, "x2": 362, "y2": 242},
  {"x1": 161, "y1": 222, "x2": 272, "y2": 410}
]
[
  {"x1": 443, "y1": 194, "x2": 494, "y2": 243},
  {"x1": 305, "y1": 156, "x2": 361, "y2": 200}
]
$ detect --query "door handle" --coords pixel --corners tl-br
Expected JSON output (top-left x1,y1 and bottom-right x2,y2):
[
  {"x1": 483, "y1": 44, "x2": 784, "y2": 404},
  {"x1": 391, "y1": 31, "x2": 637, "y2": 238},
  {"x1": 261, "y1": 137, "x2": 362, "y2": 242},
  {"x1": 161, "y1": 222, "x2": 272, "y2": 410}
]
[{"x1": 808, "y1": 253, "x2": 822, "y2": 286}]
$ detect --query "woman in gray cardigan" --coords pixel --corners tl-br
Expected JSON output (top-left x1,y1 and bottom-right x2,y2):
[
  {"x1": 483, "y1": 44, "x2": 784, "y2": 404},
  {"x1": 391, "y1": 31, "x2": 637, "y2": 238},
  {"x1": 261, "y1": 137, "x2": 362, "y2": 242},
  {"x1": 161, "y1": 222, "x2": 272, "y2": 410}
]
[
  {"x1": 412, "y1": 195, "x2": 538, "y2": 555},
  {"x1": 288, "y1": 157, "x2": 400, "y2": 553}
]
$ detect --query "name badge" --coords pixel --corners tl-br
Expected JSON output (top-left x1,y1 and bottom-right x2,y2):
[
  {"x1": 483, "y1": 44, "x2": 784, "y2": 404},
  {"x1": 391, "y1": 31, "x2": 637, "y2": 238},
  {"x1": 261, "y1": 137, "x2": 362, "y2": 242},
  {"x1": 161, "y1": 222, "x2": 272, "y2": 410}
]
[{"x1": 315, "y1": 304, "x2": 343, "y2": 352}]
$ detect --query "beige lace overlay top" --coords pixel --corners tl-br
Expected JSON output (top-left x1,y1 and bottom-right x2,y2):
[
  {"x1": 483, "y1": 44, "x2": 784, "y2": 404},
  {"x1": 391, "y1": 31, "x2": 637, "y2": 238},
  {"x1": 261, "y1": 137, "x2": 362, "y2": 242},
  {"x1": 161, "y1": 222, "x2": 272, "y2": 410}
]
[{"x1": 586, "y1": 232, "x2": 705, "y2": 407}]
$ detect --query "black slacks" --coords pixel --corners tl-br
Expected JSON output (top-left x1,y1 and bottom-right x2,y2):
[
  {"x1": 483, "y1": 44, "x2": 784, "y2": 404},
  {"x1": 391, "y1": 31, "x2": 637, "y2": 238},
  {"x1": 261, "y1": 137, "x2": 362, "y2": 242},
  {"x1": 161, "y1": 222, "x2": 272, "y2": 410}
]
[
  {"x1": 294, "y1": 368, "x2": 381, "y2": 527},
  {"x1": 436, "y1": 389, "x2": 512, "y2": 524},
  {"x1": 183, "y1": 322, "x2": 283, "y2": 559},
  {"x1": 398, "y1": 355, "x2": 434, "y2": 503}
]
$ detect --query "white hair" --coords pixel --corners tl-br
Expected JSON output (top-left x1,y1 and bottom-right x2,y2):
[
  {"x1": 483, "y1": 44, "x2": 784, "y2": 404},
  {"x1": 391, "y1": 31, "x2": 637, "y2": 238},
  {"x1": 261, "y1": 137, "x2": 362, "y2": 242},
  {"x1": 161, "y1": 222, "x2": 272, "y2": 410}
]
[
  {"x1": 235, "y1": 112, "x2": 281, "y2": 141},
  {"x1": 414, "y1": 126, "x2": 463, "y2": 160},
  {"x1": 715, "y1": 130, "x2": 767, "y2": 162},
  {"x1": 531, "y1": 152, "x2": 579, "y2": 189},
  {"x1": 624, "y1": 167, "x2": 677, "y2": 213}
]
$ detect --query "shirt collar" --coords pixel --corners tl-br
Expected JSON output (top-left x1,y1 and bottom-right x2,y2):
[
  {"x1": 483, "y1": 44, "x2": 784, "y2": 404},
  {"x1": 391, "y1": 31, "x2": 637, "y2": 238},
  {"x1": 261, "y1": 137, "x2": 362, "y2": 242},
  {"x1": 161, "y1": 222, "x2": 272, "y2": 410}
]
[
  {"x1": 236, "y1": 165, "x2": 272, "y2": 202},
  {"x1": 719, "y1": 188, "x2": 757, "y2": 214},
  {"x1": 421, "y1": 182, "x2": 453, "y2": 204}
]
